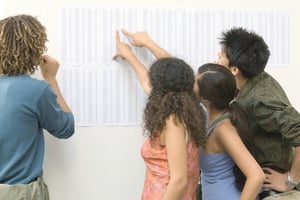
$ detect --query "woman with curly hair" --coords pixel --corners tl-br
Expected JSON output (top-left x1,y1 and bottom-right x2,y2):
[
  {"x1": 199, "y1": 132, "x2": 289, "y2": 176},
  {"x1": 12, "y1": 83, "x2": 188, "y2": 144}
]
[
  {"x1": 0, "y1": 15, "x2": 74, "y2": 199},
  {"x1": 113, "y1": 31, "x2": 206, "y2": 200}
]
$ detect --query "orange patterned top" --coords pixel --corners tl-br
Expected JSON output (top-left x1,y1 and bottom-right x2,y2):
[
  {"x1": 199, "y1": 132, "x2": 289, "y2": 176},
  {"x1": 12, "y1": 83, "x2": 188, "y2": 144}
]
[{"x1": 141, "y1": 133, "x2": 199, "y2": 200}]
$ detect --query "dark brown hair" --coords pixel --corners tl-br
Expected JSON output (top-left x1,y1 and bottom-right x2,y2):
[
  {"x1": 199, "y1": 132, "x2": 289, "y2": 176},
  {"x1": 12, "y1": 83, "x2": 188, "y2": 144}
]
[
  {"x1": 143, "y1": 57, "x2": 207, "y2": 146},
  {"x1": 219, "y1": 27, "x2": 270, "y2": 78},
  {"x1": 197, "y1": 63, "x2": 255, "y2": 191}
]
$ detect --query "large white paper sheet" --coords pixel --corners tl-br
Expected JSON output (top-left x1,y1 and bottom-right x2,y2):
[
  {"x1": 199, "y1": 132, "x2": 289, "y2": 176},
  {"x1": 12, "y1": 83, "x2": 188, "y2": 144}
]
[{"x1": 60, "y1": 7, "x2": 290, "y2": 126}]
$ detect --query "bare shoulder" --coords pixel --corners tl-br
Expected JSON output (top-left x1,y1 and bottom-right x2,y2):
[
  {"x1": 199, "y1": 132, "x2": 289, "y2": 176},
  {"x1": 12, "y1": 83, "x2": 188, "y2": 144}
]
[
  {"x1": 160, "y1": 114, "x2": 185, "y2": 144},
  {"x1": 214, "y1": 119, "x2": 239, "y2": 140}
]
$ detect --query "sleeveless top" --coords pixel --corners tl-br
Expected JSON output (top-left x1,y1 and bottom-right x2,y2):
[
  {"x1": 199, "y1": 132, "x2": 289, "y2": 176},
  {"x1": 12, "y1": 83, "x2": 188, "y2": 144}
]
[
  {"x1": 141, "y1": 131, "x2": 199, "y2": 200},
  {"x1": 199, "y1": 114, "x2": 240, "y2": 200}
]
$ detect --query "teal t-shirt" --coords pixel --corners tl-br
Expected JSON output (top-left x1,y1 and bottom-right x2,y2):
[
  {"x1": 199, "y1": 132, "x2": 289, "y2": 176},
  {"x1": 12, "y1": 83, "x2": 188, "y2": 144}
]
[{"x1": 0, "y1": 74, "x2": 74, "y2": 184}]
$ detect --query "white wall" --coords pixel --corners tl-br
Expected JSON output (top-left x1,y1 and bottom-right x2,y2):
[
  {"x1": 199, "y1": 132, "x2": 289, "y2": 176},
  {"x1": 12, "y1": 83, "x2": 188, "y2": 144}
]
[{"x1": 3, "y1": 1, "x2": 300, "y2": 200}]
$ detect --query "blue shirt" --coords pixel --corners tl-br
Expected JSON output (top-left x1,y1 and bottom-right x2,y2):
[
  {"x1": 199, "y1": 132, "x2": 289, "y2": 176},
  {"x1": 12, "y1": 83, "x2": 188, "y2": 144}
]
[
  {"x1": 0, "y1": 74, "x2": 74, "y2": 184},
  {"x1": 200, "y1": 148, "x2": 240, "y2": 200},
  {"x1": 199, "y1": 114, "x2": 240, "y2": 200}
]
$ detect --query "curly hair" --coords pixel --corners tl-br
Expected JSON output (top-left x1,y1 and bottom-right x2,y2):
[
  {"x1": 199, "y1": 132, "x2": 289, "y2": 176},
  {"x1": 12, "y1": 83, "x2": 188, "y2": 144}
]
[
  {"x1": 0, "y1": 14, "x2": 47, "y2": 75},
  {"x1": 143, "y1": 57, "x2": 207, "y2": 147}
]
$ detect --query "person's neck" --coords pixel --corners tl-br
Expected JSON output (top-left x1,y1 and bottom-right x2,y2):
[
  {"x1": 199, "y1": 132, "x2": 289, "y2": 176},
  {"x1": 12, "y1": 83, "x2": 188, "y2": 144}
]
[
  {"x1": 235, "y1": 74, "x2": 248, "y2": 90},
  {"x1": 207, "y1": 107, "x2": 228, "y2": 127}
]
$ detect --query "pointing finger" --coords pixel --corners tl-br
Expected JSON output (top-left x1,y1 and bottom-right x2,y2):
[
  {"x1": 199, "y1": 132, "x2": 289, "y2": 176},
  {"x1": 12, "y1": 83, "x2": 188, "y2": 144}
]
[
  {"x1": 115, "y1": 30, "x2": 121, "y2": 43},
  {"x1": 122, "y1": 28, "x2": 134, "y2": 38}
]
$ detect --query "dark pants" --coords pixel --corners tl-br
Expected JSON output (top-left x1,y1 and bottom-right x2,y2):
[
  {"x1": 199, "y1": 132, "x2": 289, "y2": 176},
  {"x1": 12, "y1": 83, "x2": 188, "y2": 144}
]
[
  {"x1": 259, "y1": 190, "x2": 281, "y2": 200},
  {"x1": 196, "y1": 183, "x2": 202, "y2": 200}
]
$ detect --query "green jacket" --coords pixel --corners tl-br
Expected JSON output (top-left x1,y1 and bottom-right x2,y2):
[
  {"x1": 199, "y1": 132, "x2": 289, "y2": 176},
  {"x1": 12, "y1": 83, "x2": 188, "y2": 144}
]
[{"x1": 237, "y1": 71, "x2": 300, "y2": 172}]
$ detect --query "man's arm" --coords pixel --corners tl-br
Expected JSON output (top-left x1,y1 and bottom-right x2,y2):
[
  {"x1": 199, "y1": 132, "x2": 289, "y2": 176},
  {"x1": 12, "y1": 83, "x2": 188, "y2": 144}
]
[
  {"x1": 38, "y1": 55, "x2": 74, "y2": 138},
  {"x1": 289, "y1": 146, "x2": 300, "y2": 187},
  {"x1": 263, "y1": 148, "x2": 300, "y2": 192},
  {"x1": 40, "y1": 55, "x2": 72, "y2": 113},
  {"x1": 258, "y1": 100, "x2": 300, "y2": 192}
]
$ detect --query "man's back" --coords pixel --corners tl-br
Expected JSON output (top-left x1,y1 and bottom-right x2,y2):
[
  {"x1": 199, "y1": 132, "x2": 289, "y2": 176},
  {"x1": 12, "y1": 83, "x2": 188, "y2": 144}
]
[{"x1": 0, "y1": 74, "x2": 74, "y2": 184}]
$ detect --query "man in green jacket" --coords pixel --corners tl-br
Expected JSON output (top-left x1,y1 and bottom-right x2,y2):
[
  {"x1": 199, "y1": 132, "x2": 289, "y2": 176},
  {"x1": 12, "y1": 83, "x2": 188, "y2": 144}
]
[{"x1": 216, "y1": 27, "x2": 300, "y2": 200}]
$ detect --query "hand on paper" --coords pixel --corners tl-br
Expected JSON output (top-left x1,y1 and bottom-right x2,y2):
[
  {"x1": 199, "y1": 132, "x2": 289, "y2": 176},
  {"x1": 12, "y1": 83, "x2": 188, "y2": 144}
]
[
  {"x1": 121, "y1": 29, "x2": 152, "y2": 47},
  {"x1": 112, "y1": 30, "x2": 134, "y2": 61}
]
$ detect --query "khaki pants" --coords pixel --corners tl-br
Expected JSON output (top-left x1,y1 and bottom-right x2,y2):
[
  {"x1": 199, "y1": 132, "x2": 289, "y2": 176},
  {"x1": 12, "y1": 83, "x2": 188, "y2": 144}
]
[
  {"x1": 0, "y1": 176, "x2": 49, "y2": 200},
  {"x1": 264, "y1": 190, "x2": 300, "y2": 200}
]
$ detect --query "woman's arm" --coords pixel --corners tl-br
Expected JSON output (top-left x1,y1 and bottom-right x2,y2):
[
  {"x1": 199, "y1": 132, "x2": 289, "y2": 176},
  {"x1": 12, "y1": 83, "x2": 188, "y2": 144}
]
[
  {"x1": 113, "y1": 30, "x2": 172, "y2": 95},
  {"x1": 121, "y1": 29, "x2": 172, "y2": 59},
  {"x1": 113, "y1": 31, "x2": 151, "y2": 95},
  {"x1": 217, "y1": 121, "x2": 265, "y2": 200},
  {"x1": 161, "y1": 115, "x2": 188, "y2": 200}
]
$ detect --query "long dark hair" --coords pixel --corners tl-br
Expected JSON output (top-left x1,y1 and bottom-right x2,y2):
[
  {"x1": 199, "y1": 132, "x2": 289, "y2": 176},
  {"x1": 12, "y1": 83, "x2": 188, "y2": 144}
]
[
  {"x1": 197, "y1": 63, "x2": 255, "y2": 191},
  {"x1": 143, "y1": 57, "x2": 207, "y2": 146}
]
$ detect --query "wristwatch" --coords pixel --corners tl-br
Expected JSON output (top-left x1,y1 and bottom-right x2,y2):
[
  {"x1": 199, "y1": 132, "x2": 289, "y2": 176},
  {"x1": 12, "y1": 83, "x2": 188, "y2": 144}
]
[{"x1": 285, "y1": 171, "x2": 299, "y2": 188}]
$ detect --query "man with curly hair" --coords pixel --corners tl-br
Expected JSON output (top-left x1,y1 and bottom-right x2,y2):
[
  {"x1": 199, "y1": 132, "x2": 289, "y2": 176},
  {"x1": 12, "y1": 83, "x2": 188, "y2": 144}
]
[{"x1": 0, "y1": 14, "x2": 74, "y2": 199}]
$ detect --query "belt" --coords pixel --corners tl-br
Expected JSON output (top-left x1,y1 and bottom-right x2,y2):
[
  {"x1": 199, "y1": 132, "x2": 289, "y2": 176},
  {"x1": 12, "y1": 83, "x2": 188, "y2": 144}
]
[{"x1": 259, "y1": 190, "x2": 281, "y2": 200}]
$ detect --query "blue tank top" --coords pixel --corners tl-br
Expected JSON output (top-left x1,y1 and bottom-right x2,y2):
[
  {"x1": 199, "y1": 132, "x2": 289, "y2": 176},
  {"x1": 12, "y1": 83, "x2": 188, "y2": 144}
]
[{"x1": 199, "y1": 114, "x2": 240, "y2": 200}]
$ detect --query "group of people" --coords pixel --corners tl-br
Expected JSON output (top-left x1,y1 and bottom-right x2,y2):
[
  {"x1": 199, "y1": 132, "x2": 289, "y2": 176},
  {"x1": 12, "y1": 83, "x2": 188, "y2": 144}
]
[
  {"x1": 1, "y1": 13, "x2": 300, "y2": 200},
  {"x1": 113, "y1": 24, "x2": 300, "y2": 200}
]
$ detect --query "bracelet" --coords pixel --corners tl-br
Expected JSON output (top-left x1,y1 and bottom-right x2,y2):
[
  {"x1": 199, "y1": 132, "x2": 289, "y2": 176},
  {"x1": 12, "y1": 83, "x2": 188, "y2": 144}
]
[{"x1": 285, "y1": 171, "x2": 299, "y2": 188}]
